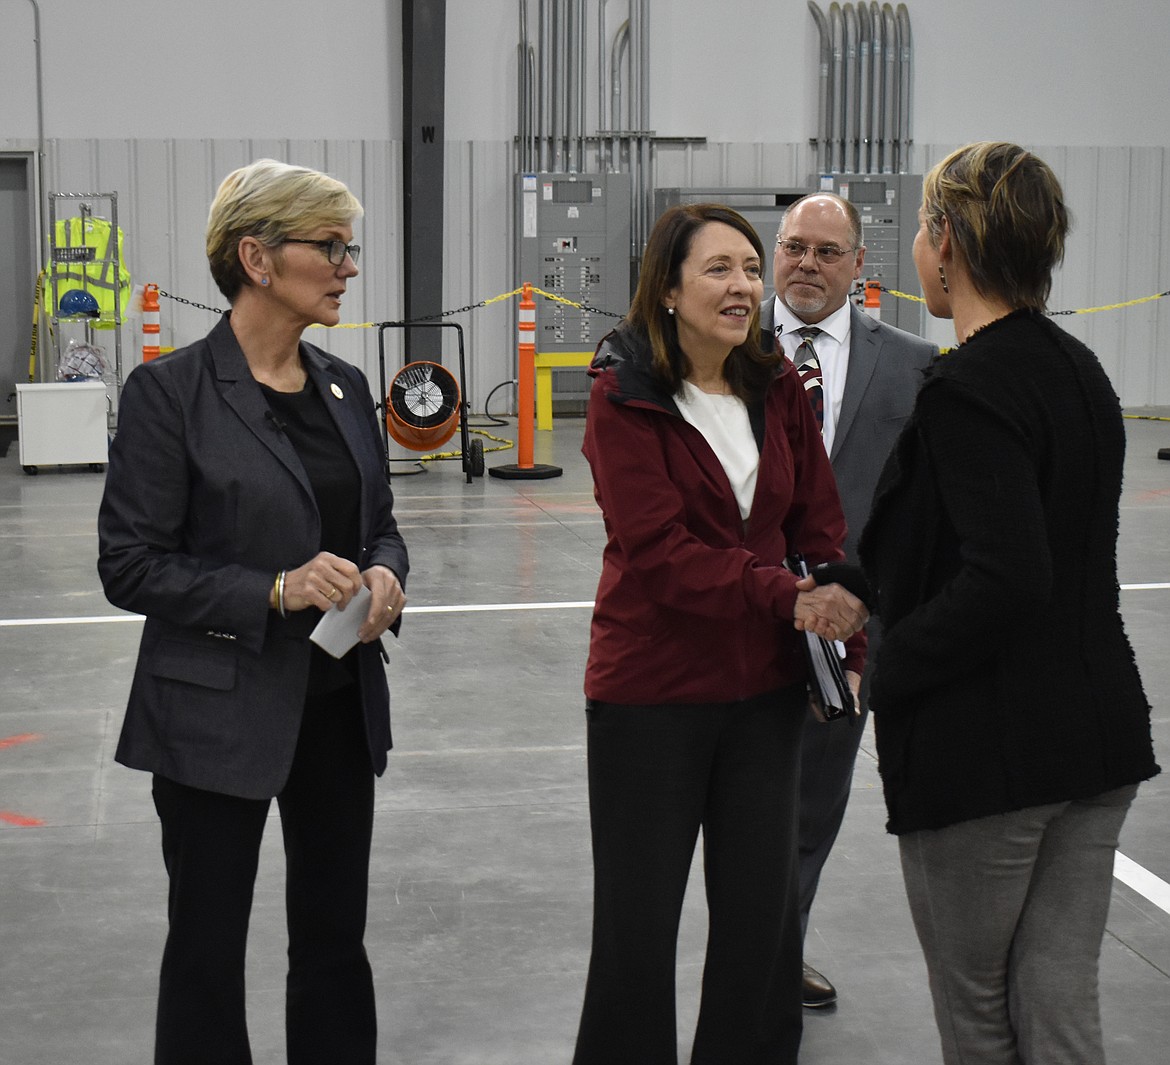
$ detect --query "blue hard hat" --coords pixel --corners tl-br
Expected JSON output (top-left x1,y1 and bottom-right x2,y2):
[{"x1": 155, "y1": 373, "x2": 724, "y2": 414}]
[{"x1": 59, "y1": 289, "x2": 100, "y2": 317}]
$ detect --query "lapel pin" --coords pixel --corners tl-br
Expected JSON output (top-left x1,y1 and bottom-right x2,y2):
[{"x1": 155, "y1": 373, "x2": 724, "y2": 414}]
[{"x1": 330, "y1": 383, "x2": 344, "y2": 400}]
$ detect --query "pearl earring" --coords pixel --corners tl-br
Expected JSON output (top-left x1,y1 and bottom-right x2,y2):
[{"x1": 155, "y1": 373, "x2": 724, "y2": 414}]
[
  {"x1": 667, "y1": 307, "x2": 675, "y2": 316},
  {"x1": 938, "y1": 265, "x2": 948, "y2": 293}
]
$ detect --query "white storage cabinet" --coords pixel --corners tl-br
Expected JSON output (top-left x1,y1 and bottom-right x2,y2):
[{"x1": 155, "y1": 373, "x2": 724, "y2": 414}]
[{"x1": 16, "y1": 382, "x2": 109, "y2": 474}]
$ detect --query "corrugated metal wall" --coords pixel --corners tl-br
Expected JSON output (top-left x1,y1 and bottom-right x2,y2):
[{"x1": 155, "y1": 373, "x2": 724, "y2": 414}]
[{"x1": 43, "y1": 138, "x2": 1167, "y2": 410}]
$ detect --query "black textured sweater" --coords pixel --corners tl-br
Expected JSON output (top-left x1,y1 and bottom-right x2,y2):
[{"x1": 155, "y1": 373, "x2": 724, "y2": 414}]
[{"x1": 858, "y1": 310, "x2": 1159, "y2": 834}]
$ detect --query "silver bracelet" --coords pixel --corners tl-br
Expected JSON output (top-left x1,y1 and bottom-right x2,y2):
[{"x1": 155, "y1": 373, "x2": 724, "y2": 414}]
[{"x1": 276, "y1": 570, "x2": 287, "y2": 619}]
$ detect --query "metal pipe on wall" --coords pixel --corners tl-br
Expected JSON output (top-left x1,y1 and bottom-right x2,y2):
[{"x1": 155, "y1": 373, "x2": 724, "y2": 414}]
[
  {"x1": 808, "y1": 2, "x2": 831, "y2": 176},
  {"x1": 805, "y1": 1, "x2": 912, "y2": 175},
  {"x1": 611, "y1": 19, "x2": 629, "y2": 173},
  {"x1": 638, "y1": 0, "x2": 650, "y2": 253},
  {"x1": 628, "y1": 0, "x2": 641, "y2": 254},
  {"x1": 881, "y1": 3, "x2": 896, "y2": 173},
  {"x1": 26, "y1": 0, "x2": 46, "y2": 267},
  {"x1": 552, "y1": 0, "x2": 564, "y2": 171},
  {"x1": 896, "y1": 2, "x2": 912, "y2": 172},
  {"x1": 598, "y1": 0, "x2": 608, "y2": 171},
  {"x1": 829, "y1": 3, "x2": 844, "y2": 174},
  {"x1": 518, "y1": 1, "x2": 529, "y2": 172},
  {"x1": 857, "y1": 1, "x2": 871, "y2": 174},
  {"x1": 577, "y1": 0, "x2": 587, "y2": 173},
  {"x1": 869, "y1": 1, "x2": 883, "y2": 173},
  {"x1": 537, "y1": 0, "x2": 549, "y2": 171},
  {"x1": 566, "y1": 0, "x2": 577, "y2": 172},
  {"x1": 843, "y1": 2, "x2": 858, "y2": 173}
]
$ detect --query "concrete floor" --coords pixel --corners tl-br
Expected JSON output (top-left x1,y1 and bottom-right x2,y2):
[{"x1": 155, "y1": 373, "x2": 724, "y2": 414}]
[{"x1": 0, "y1": 413, "x2": 1167, "y2": 1064}]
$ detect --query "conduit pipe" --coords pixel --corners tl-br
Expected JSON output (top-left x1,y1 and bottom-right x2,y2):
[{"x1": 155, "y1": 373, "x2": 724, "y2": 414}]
[
  {"x1": 611, "y1": 20, "x2": 630, "y2": 172},
  {"x1": 807, "y1": 1, "x2": 913, "y2": 174},
  {"x1": 857, "y1": 1, "x2": 871, "y2": 174},
  {"x1": 843, "y1": 2, "x2": 858, "y2": 173},
  {"x1": 881, "y1": 3, "x2": 896, "y2": 172},
  {"x1": 869, "y1": 2, "x2": 883, "y2": 172},
  {"x1": 515, "y1": 0, "x2": 654, "y2": 255},
  {"x1": 637, "y1": 0, "x2": 650, "y2": 252},
  {"x1": 577, "y1": 0, "x2": 588, "y2": 173},
  {"x1": 597, "y1": 0, "x2": 609, "y2": 171},
  {"x1": 808, "y1": 2, "x2": 831, "y2": 175},
  {"x1": 896, "y1": 2, "x2": 912, "y2": 171},
  {"x1": 829, "y1": 3, "x2": 844, "y2": 173},
  {"x1": 26, "y1": 0, "x2": 46, "y2": 266}
]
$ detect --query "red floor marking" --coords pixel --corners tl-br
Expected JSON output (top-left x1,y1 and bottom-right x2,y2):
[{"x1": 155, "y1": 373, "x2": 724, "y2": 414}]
[
  {"x1": 1, "y1": 734, "x2": 47, "y2": 826},
  {"x1": 0, "y1": 812, "x2": 45, "y2": 827}
]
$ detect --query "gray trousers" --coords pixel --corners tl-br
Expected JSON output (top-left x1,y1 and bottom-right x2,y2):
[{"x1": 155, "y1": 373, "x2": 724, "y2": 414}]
[{"x1": 899, "y1": 784, "x2": 1138, "y2": 1065}]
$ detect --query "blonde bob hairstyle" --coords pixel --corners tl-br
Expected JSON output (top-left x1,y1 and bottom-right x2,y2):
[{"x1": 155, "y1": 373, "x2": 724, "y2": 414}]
[
  {"x1": 206, "y1": 159, "x2": 363, "y2": 301},
  {"x1": 922, "y1": 141, "x2": 1069, "y2": 312}
]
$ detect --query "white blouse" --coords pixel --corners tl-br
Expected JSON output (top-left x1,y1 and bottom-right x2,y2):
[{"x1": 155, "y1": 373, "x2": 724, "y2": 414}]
[{"x1": 675, "y1": 380, "x2": 759, "y2": 520}]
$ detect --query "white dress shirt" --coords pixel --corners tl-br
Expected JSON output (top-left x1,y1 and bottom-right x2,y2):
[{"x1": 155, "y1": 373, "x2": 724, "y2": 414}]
[{"x1": 772, "y1": 296, "x2": 852, "y2": 456}]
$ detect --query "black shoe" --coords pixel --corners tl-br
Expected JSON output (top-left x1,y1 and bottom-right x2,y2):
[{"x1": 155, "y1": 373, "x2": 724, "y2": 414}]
[{"x1": 801, "y1": 962, "x2": 837, "y2": 1009}]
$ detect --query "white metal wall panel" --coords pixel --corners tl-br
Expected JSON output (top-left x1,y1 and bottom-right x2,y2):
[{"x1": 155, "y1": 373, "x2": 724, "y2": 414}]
[
  {"x1": 43, "y1": 138, "x2": 406, "y2": 403},
  {"x1": 38, "y1": 138, "x2": 1170, "y2": 410},
  {"x1": 913, "y1": 144, "x2": 1168, "y2": 406},
  {"x1": 445, "y1": 140, "x2": 518, "y2": 416}
]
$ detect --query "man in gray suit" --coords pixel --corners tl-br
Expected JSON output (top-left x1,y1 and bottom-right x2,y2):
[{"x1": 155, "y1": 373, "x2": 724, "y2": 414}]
[{"x1": 761, "y1": 193, "x2": 936, "y2": 1008}]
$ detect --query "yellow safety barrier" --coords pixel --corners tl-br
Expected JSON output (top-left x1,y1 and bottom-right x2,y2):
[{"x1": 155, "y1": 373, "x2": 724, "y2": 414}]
[
  {"x1": 880, "y1": 286, "x2": 1170, "y2": 317},
  {"x1": 157, "y1": 280, "x2": 1170, "y2": 430}
]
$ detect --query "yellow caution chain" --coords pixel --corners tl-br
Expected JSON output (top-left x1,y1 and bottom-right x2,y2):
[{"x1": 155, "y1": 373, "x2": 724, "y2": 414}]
[{"x1": 880, "y1": 286, "x2": 1170, "y2": 317}]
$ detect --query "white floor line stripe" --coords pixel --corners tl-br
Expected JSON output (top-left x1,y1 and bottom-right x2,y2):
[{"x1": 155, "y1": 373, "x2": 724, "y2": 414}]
[
  {"x1": 1114, "y1": 852, "x2": 1170, "y2": 914},
  {"x1": 1, "y1": 607, "x2": 1167, "y2": 913},
  {"x1": 2, "y1": 582, "x2": 1166, "y2": 629},
  {"x1": 0, "y1": 601, "x2": 599, "y2": 628}
]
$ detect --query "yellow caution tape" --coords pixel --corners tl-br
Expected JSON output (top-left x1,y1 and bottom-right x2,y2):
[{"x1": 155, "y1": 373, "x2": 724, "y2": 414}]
[{"x1": 881, "y1": 286, "x2": 1170, "y2": 317}]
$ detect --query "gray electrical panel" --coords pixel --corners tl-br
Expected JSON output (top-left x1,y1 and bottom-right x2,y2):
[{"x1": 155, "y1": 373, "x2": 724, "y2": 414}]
[
  {"x1": 814, "y1": 173, "x2": 924, "y2": 335},
  {"x1": 515, "y1": 172, "x2": 632, "y2": 407}
]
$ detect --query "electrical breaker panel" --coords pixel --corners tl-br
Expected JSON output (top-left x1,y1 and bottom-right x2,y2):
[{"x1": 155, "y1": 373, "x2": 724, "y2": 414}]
[{"x1": 515, "y1": 172, "x2": 632, "y2": 354}]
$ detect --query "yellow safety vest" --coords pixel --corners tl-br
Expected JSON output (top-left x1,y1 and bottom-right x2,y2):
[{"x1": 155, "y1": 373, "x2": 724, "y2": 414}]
[{"x1": 46, "y1": 215, "x2": 132, "y2": 323}]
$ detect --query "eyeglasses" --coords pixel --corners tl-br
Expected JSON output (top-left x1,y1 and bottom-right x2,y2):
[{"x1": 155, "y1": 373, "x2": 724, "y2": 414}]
[
  {"x1": 281, "y1": 237, "x2": 361, "y2": 266},
  {"x1": 776, "y1": 239, "x2": 857, "y2": 265}
]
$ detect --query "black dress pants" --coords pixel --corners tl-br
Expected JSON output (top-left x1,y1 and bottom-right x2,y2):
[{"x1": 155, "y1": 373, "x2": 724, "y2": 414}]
[
  {"x1": 573, "y1": 686, "x2": 806, "y2": 1065},
  {"x1": 151, "y1": 686, "x2": 376, "y2": 1065}
]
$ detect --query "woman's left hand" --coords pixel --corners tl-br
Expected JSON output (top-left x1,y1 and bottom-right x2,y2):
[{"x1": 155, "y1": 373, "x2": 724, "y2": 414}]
[{"x1": 357, "y1": 564, "x2": 407, "y2": 643}]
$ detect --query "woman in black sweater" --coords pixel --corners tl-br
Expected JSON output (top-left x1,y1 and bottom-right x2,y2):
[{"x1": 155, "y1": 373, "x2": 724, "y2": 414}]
[{"x1": 859, "y1": 142, "x2": 1159, "y2": 1065}]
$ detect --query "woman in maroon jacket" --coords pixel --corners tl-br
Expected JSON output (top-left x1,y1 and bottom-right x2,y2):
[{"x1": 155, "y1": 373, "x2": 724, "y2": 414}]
[{"x1": 572, "y1": 204, "x2": 868, "y2": 1065}]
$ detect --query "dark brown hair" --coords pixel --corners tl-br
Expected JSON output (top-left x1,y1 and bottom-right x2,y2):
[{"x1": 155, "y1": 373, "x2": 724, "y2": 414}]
[{"x1": 626, "y1": 203, "x2": 781, "y2": 400}]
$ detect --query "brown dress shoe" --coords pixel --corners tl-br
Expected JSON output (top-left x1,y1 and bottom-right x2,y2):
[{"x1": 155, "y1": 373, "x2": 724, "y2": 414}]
[{"x1": 802, "y1": 962, "x2": 838, "y2": 1008}]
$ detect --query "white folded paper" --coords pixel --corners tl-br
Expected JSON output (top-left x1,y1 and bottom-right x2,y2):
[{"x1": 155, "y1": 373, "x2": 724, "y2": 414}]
[{"x1": 309, "y1": 584, "x2": 371, "y2": 659}]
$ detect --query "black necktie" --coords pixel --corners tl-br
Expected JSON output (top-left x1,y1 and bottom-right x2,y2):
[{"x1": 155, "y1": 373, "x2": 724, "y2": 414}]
[{"x1": 795, "y1": 327, "x2": 824, "y2": 430}]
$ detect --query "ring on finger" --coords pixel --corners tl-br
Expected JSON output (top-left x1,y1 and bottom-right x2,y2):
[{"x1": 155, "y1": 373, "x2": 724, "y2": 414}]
[{"x1": 327, "y1": 585, "x2": 340, "y2": 600}]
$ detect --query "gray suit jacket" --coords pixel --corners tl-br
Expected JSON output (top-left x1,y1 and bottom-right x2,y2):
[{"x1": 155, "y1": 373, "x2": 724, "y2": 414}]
[
  {"x1": 760, "y1": 298, "x2": 936, "y2": 565},
  {"x1": 98, "y1": 314, "x2": 409, "y2": 799}
]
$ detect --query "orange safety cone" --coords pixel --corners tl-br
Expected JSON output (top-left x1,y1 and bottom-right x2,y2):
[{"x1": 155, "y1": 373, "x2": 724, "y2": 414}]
[
  {"x1": 142, "y1": 283, "x2": 161, "y2": 362},
  {"x1": 489, "y1": 283, "x2": 563, "y2": 480}
]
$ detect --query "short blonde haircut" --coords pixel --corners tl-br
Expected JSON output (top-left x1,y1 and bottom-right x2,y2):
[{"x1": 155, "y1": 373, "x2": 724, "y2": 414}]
[
  {"x1": 206, "y1": 159, "x2": 363, "y2": 301},
  {"x1": 922, "y1": 142, "x2": 1068, "y2": 311}
]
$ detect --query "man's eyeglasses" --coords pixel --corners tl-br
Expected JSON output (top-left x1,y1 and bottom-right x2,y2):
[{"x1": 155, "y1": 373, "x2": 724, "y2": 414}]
[
  {"x1": 282, "y1": 237, "x2": 361, "y2": 266},
  {"x1": 776, "y1": 239, "x2": 857, "y2": 265}
]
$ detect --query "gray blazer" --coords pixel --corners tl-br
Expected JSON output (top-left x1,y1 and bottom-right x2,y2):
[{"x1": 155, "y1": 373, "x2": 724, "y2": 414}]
[
  {"x1": 98, "y1": 314, "x2": 409, "y2": 800},
  {"x1": 760, "y1": 298, "x2": 936, "y2": 564}
]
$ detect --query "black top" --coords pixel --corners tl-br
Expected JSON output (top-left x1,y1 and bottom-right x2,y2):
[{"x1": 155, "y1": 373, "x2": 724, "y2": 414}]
[
  {"x1": 859, "y1": 310, "x2": 1159, "y2": 834},
  {"x1": 261, "y1": 377, "x2": 362, "y2": 694}
]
